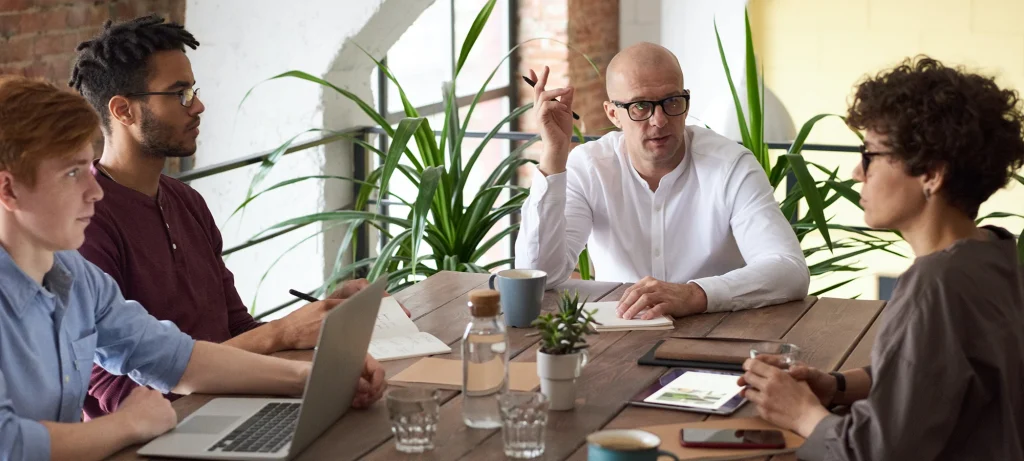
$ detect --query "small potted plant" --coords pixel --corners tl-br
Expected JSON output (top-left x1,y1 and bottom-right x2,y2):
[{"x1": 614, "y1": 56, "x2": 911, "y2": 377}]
[{"x1": 530, "y1": 290, "x2": 599, "y2": 410}]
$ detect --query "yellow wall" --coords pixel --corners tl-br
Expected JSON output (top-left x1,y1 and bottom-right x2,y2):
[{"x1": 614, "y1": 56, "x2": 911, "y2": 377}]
[{"x1": 749, "y1": 0, "x2": 1024, "y2": 299}]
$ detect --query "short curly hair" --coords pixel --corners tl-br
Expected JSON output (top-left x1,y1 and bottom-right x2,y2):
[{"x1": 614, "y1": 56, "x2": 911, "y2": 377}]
[
  {"x1": 69, "y1": 15, "x2": 198, "y2": 131},
  {"x1": 846, "y1": 55, "x2": 1024, "y2": 218}
]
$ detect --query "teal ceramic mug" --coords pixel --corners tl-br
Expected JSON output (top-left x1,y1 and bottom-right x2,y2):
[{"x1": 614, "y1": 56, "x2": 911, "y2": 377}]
[{"x1": 586, "y1": 430, "x2": 679, "y2": 461}]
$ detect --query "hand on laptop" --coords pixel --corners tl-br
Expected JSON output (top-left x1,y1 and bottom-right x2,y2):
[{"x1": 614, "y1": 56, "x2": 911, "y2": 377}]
[
  {"x1": 328, "y1": 278, "x2": 411, "y2": 317},
  {"x1": 115, "y1": 387, "x2": 177, "y2": 442},
  {"x1": 616, "y1": 277, "x2": 708, "y2": 320},
  {"x1": 351, "y1": 354, "x2": 386, "y2": 409}
]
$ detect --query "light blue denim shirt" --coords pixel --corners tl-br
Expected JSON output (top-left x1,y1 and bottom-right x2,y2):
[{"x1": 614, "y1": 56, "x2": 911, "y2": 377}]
[{"x1": 0, "y1": 248, "x2": 195, "y2": 461}]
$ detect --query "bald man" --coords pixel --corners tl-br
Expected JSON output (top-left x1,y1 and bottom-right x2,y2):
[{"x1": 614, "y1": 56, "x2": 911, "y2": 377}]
[{"x1": 514, "y1": 43, "x2": 808, "y2": 319}]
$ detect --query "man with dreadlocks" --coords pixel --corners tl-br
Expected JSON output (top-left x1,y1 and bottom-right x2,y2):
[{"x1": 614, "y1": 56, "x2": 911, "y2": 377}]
[{"x1": 68, "y1": 15, "x2": 388, "y2": 419}]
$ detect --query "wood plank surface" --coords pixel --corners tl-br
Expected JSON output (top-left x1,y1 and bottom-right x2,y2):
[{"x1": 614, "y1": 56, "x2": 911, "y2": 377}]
[
  {"x1": 458, "y1": 306, "x2": 730, "y2": 460},
  {"x1": 359, "y1": 282, "x2": 626, "y2": 461},
  {"x1": 567, "y1": 297, "x2": 884, "y2": 461},
  {"x1": 106, "y1": 271, "x2": 492, "y2": 461},
  {"x1": 105, "y1": 274, "x2": 887, "y2": 461}
]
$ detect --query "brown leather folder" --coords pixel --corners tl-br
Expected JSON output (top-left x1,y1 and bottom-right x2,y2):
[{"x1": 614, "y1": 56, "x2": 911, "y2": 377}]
[{"x1": 639, "y1": 336, "x2": 782, "y2": 371}]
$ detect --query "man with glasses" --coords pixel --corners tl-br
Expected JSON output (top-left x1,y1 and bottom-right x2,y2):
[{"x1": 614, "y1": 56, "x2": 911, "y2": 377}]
[
  {"x1": 516, "y1": 42, "x2": 808, "y2": 319},
  {"x1": 68, "y1": 15, "x2": 387, "y2": 418}
]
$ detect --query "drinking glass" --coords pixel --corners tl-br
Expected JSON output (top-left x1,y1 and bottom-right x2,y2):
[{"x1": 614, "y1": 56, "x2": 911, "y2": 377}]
[
  {"x1": 386, "y1": 388, "x2": 441, "y2": 453},
  {"x1": 749, "y1": 342, "x2": 801, "y2": 370},
  {"x1": 498, "y1": 391, "x2": 550, "y2": 458}
]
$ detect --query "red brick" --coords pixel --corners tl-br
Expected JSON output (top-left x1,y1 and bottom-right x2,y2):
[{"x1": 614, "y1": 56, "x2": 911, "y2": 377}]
[
  {"x1": 0, "y1": 0, "x2": 31, "y2": 12},
  {"x1": 0, "y1": 35, "x2": 32, "y2": 61},
  {"x1": 32, "y1": 30, "x2": 77, "y2": 54}
]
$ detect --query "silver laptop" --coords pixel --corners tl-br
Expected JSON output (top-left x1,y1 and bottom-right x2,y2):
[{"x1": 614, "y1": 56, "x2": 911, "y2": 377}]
[{"x1": 138, "y1": 276, "x2": 388, "y2": 460}]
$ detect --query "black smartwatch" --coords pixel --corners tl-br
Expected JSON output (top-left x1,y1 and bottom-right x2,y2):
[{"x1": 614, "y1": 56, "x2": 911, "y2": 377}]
[
  {"x1": 829, "y1": 371, "x2": 847, "y2": 392},
  {"x1": 828, "y1": 371, "x2": 846, "y2": 409}
]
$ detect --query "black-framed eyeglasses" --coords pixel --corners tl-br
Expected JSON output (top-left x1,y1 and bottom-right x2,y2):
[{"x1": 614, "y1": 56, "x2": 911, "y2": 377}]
[
  {"x1": 858, "y1": 144, "x2": 886, "y2": 173},
  {"x1": 125, "y1": 87, "x2": 200, "y2": 107},
  {"x1": 612, "y1": 91, "x2": 690, "y2": 121}
]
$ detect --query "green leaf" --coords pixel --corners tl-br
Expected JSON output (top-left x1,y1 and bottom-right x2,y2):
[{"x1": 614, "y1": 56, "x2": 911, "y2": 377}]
[
  {"x1": 789, "y1": 114, "x2": 843, "y2": 156},
  {"x1": 807, "y1": 243, "x2": 887, "y2": 272},
  {"x1": 743, "y1": 10, "x2": 764, "y2": 169},
  {"x1": 811, "y1": 278, "x2": 858, "y2": 296},
  {"x1": 455, "y1": 0, "x2": 497, "y2": 76},
  {"x1": 247, "y1": 221, "x2": 347, "y2": 313},
  {"x1": 252, "y1": 211, "x2": 410, "y2": 240},
  {"x1": 471, "y1": 224, "x2": 520, "y2": 261},
  {"x1": 410, "y1": 167, "x2": 443, "y2": 275},
  {"x1": 714, "y1": 17, "x2": 752, "y2": 150},
  {"x1": 1014, "y1": 173, "x2": 1024, "y2": 186},
  {"x1": 243, "y1": 128, "x2": 326, "y2": 211},
  {"x1": 482, "y1": 258, "x2": 515, "y2": 271},
  {"x1": 824, "y1": 180, "x2": 863, "y2": 210},
  {"x1": 379, "y1": 118, "x2": 426, "y2": 202},
  {"x1": 368, "y1": 230, "x2": 413, "y2": 281},
  {"x1": 975, "y1": 211, "x2": 1024, "y2": 223},
  {"x1": 577, "y1": 247, "x2": 593, "y2": 280},
  {"x1": 240, "y1": 70, "x2": 393, "y2": 138},
  {"x1": 320, "y1": 218, "x2": 368, "y2": 296},
  {"x1": 786, "y1": 153, "x2": 832, "y2": 250},
  {"x1": 230, "y1": 174, "x2": 387, "y2": 222}
]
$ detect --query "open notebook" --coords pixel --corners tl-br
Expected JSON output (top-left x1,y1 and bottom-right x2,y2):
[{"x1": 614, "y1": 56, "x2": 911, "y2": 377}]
[
  {"x1": 587, "y1": 301, "x2": 674, "y2": 331},
  {"x1": 368, "y1": 298, "x2": 451, "y2": 361}
]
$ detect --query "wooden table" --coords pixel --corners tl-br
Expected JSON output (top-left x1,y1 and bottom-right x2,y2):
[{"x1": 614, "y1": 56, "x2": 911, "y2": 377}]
[{"x1": 109, "y1": 271, "x2": 885, "y2": 460}]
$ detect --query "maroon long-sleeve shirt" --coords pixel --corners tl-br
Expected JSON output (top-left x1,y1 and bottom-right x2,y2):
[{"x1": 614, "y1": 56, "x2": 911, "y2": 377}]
[{"x1": 80, "y1": 163, "x2": 263, "y2": 419}]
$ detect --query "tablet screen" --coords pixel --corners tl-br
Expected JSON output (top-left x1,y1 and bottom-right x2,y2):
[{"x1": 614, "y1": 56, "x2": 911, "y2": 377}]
[{"x1": 642, "y1": 370, "x2": 744, "y2": 410}]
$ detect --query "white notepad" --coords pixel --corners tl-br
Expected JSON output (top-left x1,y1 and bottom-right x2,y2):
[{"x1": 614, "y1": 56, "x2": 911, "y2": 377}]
[
  {"x1": 367, "y1": 298, "x2": 451, "y2": 361},
  {"x1": 587, "y1": 301, "x2": 674, "y2": 331}
]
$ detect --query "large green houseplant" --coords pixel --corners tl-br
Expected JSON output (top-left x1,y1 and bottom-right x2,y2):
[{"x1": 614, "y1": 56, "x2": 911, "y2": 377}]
[
  {"x1": 234, "y1": 0, "x2": 601, "y2": 301},
  {"x1": 713, "y1": 11, "x2": 902, "y2": 295},
  {"x1": 716, "y1": 9, "x2": 1024, "y2": 292}
]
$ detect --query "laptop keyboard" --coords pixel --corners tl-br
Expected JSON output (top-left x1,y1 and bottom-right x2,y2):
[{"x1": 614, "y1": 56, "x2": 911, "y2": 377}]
[{"x1": 208, "y1": 402, "x2": 301, "y2": 453}]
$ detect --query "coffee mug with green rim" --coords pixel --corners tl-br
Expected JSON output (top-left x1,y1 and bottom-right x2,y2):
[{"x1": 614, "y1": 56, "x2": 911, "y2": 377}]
[{"x1": 586, "y1": 429, "x2": 679, "y2": 461}]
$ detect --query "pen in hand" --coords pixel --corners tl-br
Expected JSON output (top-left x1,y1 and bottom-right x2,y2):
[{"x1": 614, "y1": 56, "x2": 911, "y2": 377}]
[
  {"x1": 289, "y1": 289, "x2": 321, "y2": 304},
  {"x1": 522, "y1": 75, "x2": 581, "y2": 120}
]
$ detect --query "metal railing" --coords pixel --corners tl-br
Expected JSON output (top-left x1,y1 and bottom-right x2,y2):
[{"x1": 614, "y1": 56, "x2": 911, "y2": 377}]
[{"x1": 180, "y1": 128, "x2": 862, "y2": 319}]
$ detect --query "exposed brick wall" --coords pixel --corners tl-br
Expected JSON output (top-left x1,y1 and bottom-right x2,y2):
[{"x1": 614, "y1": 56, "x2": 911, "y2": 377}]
[
  {"x1": 566, "y1": 0, "x2": 617, "y2": 135},
  {"x1": 515, "y1": 0, "x2": 618, "y2": 140},
  {"x1": 0, "y1": 0, "x2": 186, "y2": 85}
]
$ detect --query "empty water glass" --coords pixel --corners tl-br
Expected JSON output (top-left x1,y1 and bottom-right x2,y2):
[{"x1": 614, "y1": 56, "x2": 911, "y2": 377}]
[
  {"x1": 750, "y1": 342, "x2": 801, "y2": 369},
  {"x1": 386, "y1": 388, "x2": 441, "y2": 453},
  {"x1": 498, "y1": 391, "x2": 549, "y2": 459}
]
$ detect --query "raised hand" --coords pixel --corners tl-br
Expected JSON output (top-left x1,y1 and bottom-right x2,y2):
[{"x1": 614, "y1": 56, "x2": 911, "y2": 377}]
[{"x1": 530, "y1": 66, "x2": 575, "y2": 176}]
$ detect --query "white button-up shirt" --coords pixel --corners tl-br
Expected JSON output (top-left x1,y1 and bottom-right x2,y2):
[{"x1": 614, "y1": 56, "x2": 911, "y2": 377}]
[{"x1": 514, "y1": 126, "x2": 809, "y2": 312}]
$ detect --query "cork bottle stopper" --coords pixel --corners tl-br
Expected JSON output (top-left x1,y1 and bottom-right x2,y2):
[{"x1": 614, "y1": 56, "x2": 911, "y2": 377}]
[{"x1": 468, "y1": 289, "x2": 501, "y2": 317}]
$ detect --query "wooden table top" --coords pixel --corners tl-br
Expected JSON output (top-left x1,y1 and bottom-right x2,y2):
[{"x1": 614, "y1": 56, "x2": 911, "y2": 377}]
[{"x1": 108, "y1": 271, "x2": 885, "y2": 461}]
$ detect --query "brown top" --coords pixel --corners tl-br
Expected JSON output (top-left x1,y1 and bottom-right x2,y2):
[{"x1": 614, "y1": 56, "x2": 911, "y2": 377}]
[
  {"x1": 468, "y1": 289, "x2": 500, "y2": 317},
  {"x1": 799, "y1": 226, "x2": 1024, "y2": 460}
]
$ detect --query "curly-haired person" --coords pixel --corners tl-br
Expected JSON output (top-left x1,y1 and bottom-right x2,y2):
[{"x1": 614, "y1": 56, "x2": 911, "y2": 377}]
[{"x1": 739, "y1": 56, "x2": 1024, "y2": 460}]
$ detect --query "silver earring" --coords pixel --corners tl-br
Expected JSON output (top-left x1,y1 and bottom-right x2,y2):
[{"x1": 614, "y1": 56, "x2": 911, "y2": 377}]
[{"x1": 923, "y1": 188, "x2": 932, "y2": 200}]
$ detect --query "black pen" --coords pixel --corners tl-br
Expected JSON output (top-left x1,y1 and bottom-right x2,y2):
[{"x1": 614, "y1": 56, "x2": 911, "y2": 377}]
[
  {"x1": 522, "y1": 75, "x2": 581, "y2": 120},
  {"x1": 289, "y1": 289, "x2": 321, "y2": 304}
]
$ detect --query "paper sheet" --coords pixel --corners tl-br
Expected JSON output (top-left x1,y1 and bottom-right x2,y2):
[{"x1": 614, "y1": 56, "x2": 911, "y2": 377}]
[
  {"x1": 370, "y1": 297, "x2": 420, "y2": 340},
  {"x1": 587, "y1": 301, "x2": 674, "y2": 331},
  {"x1": 369, "y1": 332, "x2": 451, "y2": 361}
]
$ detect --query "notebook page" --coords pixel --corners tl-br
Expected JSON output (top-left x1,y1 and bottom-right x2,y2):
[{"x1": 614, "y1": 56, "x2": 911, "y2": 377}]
[
  {"x1": 587, "y1": 301, "x2": 674, "y2": 329},
  {"x1": 369, "y1": 331, "x2": 451, "y2": 361},
  {"x1": 370, "y1": 297, "x2": 420, "y2": 341}
]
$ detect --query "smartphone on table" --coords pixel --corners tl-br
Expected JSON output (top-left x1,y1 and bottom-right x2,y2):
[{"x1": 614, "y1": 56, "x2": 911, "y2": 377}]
[{"x1": 679, "y1": 428, "x2": 786, "y2": 449}]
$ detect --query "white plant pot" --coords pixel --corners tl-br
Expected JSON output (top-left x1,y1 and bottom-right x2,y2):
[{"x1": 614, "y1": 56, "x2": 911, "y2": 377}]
[{"x1": 536, "y1": 350, "x2": 588, "y2": 411}]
